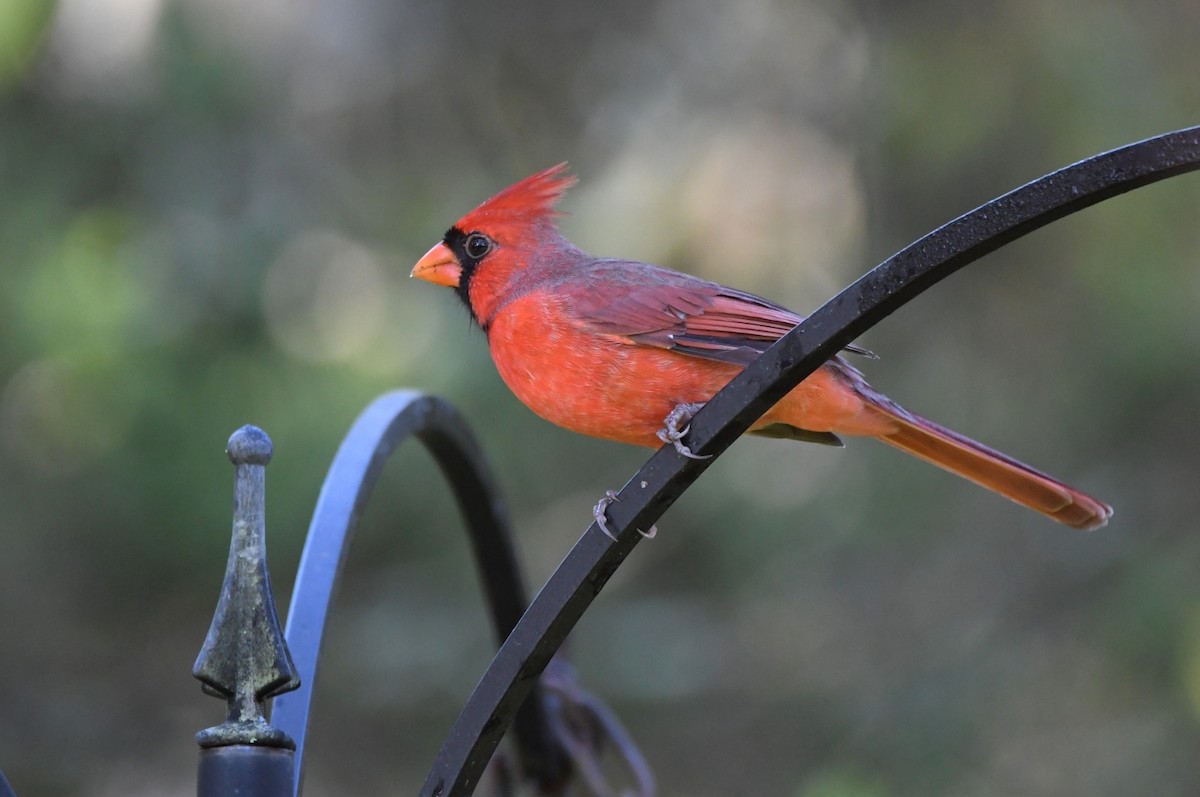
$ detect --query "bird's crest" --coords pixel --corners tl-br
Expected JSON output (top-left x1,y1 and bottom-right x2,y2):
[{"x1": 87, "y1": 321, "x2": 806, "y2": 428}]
[{"x1": 457, "y1": 163, "x2": 577, "y2": 230}]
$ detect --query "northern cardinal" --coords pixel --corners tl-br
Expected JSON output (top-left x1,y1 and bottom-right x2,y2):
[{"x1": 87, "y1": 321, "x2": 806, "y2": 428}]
[{"x1": 411, "y1": 164, "x2": 1112, "y2": 533}]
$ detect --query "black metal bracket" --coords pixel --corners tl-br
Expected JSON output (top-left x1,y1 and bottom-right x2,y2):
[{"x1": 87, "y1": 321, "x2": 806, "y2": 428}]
[{"x1": 418, "y1": 126, "x2": 1200, "y2": 797}]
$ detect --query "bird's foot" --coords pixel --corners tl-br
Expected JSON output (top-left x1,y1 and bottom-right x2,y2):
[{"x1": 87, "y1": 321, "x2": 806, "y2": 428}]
[
  {"x1": 593, "y1": 490, "x2": 657, "y2": 541},
  {"x1": 656, "y1": 402, "x2": 712, "y2": 460}
]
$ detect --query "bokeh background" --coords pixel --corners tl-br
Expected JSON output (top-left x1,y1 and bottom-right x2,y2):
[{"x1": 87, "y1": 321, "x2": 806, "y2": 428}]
[{"x1": 1, "y1": 0, "x2": 1198, "y2": 794}]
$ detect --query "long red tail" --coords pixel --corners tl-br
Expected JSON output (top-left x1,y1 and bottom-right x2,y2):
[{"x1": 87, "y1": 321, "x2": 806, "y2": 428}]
[{"x1": 868, "y1": 401, "x2": 1112, "y2": 530}]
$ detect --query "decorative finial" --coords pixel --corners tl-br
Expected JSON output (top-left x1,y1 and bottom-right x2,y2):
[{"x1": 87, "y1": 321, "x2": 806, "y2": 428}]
[{"x1": 193, "y1": 425, "x2": 300, "y2": 748}]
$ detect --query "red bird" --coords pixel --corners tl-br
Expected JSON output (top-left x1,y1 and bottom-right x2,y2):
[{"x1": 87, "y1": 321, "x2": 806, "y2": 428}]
[{"x1": 411, "y1": 164, "x2": 1112, "y2": 534}]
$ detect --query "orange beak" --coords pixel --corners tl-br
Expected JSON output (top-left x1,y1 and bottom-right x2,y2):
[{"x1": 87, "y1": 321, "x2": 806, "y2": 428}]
[{"x1": 410, "y1": 242, "x2": 461, "y2": 287}]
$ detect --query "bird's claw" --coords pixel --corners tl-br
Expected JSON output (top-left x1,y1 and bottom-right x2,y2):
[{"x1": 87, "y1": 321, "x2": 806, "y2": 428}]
[
  {"x1": 657, "y1": 402, "x2": 713, "y2": 460},
  {"x1": 593, "y1": 491, "x2": 621, "y2": 541},
  {"x1": 593, "y1": 490, "x2": 657, "y2": 541}
]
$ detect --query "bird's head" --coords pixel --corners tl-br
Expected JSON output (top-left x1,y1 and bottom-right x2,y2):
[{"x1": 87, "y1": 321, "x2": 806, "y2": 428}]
[{"x1": 411, "y1": 163, "x2": 579, "y2": 326}]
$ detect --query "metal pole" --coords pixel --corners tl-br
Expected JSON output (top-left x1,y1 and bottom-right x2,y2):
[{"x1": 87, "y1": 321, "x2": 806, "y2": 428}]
[{"x1": 198, "y1": 746, "x2": 295, "y2": 797}]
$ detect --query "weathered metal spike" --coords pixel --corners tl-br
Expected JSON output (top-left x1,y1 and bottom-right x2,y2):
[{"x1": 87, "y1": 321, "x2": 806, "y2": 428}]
[{"x1": 193, "y1": 426, "x2": 300, "y2": 749}]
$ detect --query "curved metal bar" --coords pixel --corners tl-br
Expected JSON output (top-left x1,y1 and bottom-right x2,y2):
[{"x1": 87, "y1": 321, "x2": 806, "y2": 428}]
[
  {"x1": 271, "y1": 390, "x2": 563, "y2": 793},
  {"x1": 420, "y1": 126, "x2": 1200, "y2": 797}
]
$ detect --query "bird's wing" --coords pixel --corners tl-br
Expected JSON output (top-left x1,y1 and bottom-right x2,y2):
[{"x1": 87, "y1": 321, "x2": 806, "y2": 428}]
[{"x1": 563, "y1": 260, "x2": 872, "y2": 366}]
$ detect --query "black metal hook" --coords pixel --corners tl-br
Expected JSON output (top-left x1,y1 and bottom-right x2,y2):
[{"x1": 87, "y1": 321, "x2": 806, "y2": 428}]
[{"x1": 270, "y1": 391, "x2": 569, "y2": 794}]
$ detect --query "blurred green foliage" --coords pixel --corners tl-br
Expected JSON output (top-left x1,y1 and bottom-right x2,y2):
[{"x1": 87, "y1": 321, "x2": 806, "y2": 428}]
[{"x1": 0, "y1": 0, "x2": 1198, "y2": 795}]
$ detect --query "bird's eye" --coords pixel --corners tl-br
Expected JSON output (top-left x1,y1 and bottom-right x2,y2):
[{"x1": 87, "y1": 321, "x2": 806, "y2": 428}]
[{"x1": 464, "y1": 233, "x2": 492, "y2": 259}]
